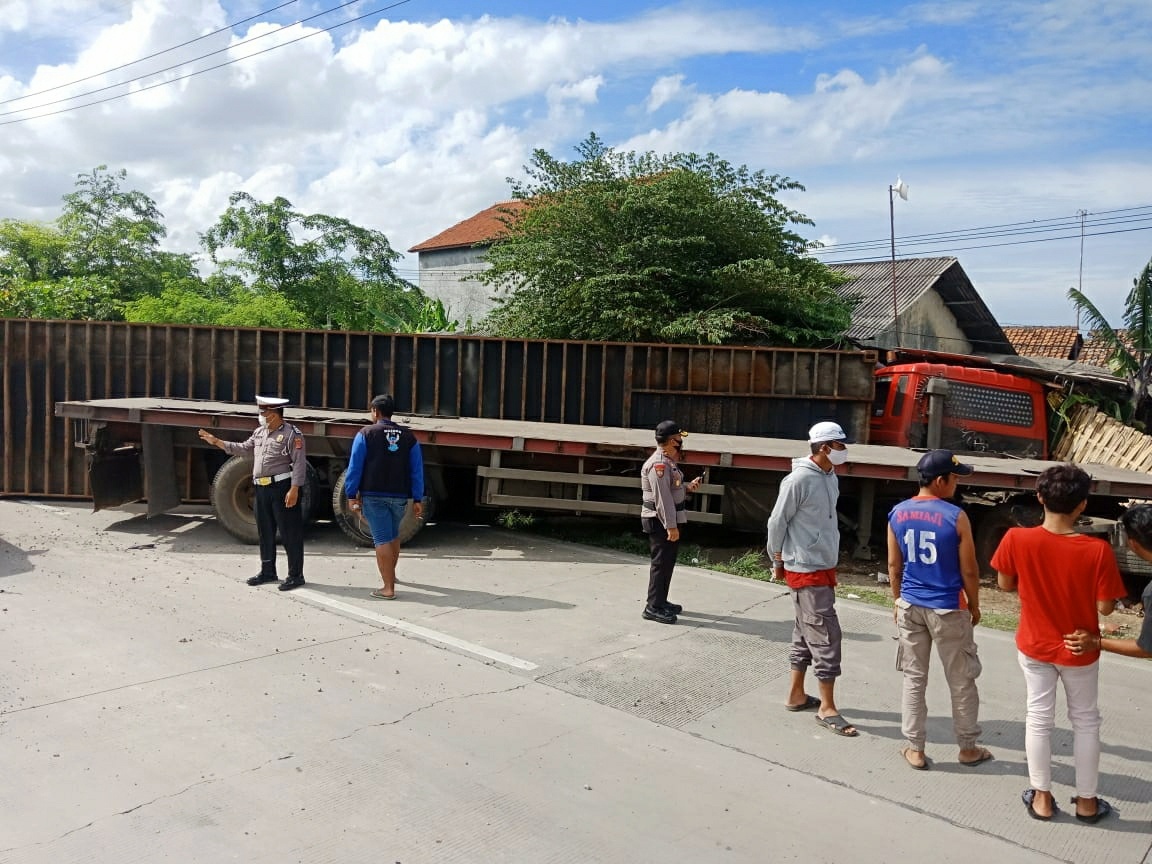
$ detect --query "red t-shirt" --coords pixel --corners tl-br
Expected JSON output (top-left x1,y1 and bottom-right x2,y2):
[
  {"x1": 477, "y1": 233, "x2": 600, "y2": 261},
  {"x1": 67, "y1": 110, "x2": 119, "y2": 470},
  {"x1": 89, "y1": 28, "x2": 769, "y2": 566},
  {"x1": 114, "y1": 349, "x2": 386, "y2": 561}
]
[
  {"x1": 784, "y1": 567, "x2": 837, "y2": 590},
  {"x1": 992, "y1": 526, "x2": 1126, "y2": 666}
]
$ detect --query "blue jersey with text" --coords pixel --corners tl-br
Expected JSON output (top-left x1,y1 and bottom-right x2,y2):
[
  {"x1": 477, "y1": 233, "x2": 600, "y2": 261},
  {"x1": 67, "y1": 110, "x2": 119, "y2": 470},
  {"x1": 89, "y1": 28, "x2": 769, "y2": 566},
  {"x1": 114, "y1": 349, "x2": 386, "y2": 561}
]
[{"x1": 888, "y1": 496, "x2": 963, "y2": 609}]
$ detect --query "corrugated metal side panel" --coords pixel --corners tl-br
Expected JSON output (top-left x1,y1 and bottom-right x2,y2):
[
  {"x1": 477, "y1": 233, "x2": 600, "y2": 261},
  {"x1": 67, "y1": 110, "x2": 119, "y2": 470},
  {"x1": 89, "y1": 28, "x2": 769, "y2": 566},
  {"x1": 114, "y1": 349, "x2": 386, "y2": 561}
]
[{"x1": 0, "y1": 319, "x2": 877, "y2": 497}]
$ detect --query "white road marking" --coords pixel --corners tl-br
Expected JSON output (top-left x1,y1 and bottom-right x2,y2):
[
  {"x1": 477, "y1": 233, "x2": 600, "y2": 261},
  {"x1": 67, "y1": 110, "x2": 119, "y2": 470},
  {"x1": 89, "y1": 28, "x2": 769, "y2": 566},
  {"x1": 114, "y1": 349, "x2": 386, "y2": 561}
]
[{"x1": 295, "y1": 590, "x2": 538, "y2": 671}]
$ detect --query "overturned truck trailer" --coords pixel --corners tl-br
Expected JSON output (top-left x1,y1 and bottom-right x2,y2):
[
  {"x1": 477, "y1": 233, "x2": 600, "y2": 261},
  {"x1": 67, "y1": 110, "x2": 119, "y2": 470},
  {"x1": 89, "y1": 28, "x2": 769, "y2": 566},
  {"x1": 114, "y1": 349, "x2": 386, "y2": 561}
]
[{"x1": 1, "y1": 318, "x2": 876, "y2": 536}]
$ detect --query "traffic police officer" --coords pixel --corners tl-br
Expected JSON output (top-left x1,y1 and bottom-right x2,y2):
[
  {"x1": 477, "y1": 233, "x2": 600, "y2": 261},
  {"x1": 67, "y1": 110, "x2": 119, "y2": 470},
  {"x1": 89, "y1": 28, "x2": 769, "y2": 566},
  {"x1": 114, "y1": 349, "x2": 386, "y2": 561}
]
[
  {"x1": 640, "y1": 420, "x2": 703, "y2": 624},
  {"x1": 198, "y1": 395, "x2": 307, "y2": 590}
]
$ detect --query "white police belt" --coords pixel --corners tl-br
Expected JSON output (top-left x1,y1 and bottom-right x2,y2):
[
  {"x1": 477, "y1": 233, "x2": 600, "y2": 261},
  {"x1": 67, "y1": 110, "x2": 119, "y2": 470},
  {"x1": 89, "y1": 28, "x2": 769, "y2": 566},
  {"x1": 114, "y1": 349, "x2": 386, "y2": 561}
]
[{"x1": 254, "y1": 472, "x2": 292, "y2": 486}]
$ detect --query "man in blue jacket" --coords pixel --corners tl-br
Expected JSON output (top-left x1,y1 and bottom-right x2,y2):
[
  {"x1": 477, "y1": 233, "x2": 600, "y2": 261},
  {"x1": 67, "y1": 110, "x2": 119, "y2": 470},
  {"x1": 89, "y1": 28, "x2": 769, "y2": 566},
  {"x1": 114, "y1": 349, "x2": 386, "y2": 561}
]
[
  {"x1": 345, "y1": 394, "x2": 425, "y2": 600},
  {"x1": 887, "y1": 449, "x2": 989, "y2": 770},
  {"x1": 766, "y1": 421, "x2": 857, "y2": 737}
]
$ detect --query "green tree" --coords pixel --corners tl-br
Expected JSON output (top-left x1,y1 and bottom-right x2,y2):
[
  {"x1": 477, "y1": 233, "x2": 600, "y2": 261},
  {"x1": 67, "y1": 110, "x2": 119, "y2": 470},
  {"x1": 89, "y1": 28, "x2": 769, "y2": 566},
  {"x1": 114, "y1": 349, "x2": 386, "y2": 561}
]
[
  {"x1": 0, "y1": 220, "x2": 71, "y2": 285},
  {"x1": 480, "y1": 133, "x2": 853, "y2": 345},
  {"x1": 123, "y1": 284, "x2": 308, "y2": 328},
  {"x1": 57, "y1": 165, "x2": 171, "y2": 301},
  {"x1": 0, "y1": 276, "x2": 121, "y2": 320},
  {"x1": 1069, "y1": 258, "x2": 1152, "y2": 421},
  {"x1": 201, "y1": 192, "x2": 421, "y2": 330}
]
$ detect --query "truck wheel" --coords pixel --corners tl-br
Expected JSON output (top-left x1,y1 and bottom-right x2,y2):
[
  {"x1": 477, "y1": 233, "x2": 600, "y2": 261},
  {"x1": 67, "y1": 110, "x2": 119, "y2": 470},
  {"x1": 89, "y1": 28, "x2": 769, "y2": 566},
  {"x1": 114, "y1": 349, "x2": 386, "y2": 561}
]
[
  {"x1": 210, "y1": 456, "x2": 315, "y2": 544},
  {"x1": 331, "y1": 468, "x2": 435, "y2": 548},
  {"x1": 974, "y1": 504, "x2": 1018, "y2": 576}
]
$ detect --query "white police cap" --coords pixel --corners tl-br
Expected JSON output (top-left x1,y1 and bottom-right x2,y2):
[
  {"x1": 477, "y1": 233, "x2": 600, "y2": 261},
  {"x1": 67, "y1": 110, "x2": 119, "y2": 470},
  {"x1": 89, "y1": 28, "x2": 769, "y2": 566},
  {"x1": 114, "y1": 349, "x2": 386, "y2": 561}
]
[{"x1": 255, "y1": 395, "x2": 289, "y2": 408}]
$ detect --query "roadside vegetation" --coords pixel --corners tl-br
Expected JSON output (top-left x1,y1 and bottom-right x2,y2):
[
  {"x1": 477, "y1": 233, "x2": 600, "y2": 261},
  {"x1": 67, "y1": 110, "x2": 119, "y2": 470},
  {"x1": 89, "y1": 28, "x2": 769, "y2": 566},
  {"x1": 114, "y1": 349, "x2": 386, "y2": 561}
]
[
  {"x1": 496, "y1": 512, "x2": 1026, "y2": 632},
  {"x1": 0, "y1": 166, "x2": 444, "y2": 332}
]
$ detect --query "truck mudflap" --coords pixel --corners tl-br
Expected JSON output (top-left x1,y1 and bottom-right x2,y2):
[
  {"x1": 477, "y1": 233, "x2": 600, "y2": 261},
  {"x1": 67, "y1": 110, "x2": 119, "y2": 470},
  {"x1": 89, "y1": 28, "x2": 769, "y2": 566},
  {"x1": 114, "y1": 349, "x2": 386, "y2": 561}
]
[
  {"x1": 77, "y1": 420, "x2": 182, "y2": 516},
  {"x1": 88, "y1": 445, "x2": 143, "y2": 512}
]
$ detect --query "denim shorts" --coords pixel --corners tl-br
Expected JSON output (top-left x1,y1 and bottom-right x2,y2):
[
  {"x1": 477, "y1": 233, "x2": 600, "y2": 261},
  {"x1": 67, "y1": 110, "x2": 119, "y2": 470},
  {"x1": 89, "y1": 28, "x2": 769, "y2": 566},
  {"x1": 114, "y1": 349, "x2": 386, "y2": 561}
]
[{"x1": 360, "y1": 496, "x2": 409, "y2": 545}]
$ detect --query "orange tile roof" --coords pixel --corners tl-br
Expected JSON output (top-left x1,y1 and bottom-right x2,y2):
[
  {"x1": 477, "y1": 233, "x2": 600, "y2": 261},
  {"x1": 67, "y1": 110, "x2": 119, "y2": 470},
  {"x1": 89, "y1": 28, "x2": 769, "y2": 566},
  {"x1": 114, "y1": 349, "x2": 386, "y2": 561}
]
[
  {"x1": 1002, "y1": 326, "x2": 1081, "y2": 359},
  {"x1": 1079, "y1": 329, "x2": 1132, "y2": 369},
  {"x1": 409, "y1": 200, "x2": 527, "y2": 252}
]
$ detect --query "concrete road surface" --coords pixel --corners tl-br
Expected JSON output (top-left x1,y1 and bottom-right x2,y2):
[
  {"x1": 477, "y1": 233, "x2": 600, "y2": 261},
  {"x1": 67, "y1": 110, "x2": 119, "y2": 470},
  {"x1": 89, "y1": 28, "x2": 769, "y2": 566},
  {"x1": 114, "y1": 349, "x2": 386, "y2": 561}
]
[{"x1": 1, "y1": 500, "x2": 1150, "y2": 864}]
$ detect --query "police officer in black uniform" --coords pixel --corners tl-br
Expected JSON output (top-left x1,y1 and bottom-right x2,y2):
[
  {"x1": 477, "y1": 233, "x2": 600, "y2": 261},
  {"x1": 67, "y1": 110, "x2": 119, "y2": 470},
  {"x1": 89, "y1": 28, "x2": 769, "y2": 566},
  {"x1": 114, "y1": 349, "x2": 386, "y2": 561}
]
[
  {"x1": 199, "y1": 395, "x2": 307, "y2": 590},
  {"x1": 640, "y1": 420, "x2": 703, "y2": 624}
]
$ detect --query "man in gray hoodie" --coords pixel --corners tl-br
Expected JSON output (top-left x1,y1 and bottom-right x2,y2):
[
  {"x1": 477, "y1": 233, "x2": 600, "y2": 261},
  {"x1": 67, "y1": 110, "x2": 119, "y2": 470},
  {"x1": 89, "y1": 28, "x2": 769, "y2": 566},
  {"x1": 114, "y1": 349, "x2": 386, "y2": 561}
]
[{"x1": 766, "y1": 421, "x2": 857, "y2": 737}]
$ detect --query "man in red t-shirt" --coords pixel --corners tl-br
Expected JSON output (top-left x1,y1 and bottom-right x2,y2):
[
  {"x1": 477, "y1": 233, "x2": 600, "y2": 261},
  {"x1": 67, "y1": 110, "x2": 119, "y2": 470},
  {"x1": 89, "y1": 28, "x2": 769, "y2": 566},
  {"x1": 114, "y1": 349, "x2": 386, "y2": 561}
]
[{"x1": 993, "y1": 464, "x2": 1126, "y2": 824}]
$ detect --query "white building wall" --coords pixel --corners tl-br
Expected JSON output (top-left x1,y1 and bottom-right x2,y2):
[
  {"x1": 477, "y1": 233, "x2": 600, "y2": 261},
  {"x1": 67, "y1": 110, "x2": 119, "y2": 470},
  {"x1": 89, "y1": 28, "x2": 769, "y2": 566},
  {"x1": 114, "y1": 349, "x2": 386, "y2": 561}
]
[
  {"x1": 417, "y1": 247, "x2": 498, "y2": 326},
  {"x1": 870, "y1": 291, "x2": 973, "y2": 354}
]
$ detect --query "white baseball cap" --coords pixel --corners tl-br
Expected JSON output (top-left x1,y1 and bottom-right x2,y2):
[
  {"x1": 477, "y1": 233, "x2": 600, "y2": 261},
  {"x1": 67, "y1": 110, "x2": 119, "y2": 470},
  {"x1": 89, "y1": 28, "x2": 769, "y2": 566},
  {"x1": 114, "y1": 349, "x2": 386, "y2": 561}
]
[{"x1": 808, "y1": 421, "x2": 847, "y2": 444}]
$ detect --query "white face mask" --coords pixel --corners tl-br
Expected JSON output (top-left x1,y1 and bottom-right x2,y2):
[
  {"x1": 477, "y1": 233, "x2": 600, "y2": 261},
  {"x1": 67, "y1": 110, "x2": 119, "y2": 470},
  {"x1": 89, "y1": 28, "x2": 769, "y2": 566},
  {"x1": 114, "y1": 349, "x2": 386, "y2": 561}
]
[
  {"x1": 258, "y1": 414, "x2": 269, "y2": 429},
  {"x1": 826, "y1": 446, "x2": 849, "y2": 466}
]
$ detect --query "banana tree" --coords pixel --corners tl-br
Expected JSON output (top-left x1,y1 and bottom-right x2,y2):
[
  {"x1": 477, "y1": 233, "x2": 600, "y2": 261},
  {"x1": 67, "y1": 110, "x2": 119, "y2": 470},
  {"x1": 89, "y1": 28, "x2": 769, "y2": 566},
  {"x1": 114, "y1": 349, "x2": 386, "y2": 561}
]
[{"x1": 1068, "y1": 257, "x2": 1152, "y2": 423}]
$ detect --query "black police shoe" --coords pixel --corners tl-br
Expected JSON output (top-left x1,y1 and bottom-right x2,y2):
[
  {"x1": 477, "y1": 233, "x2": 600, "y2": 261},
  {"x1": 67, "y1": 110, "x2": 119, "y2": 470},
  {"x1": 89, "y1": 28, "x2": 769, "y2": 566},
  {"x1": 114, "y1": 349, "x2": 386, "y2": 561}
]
[
  {"x1": 278, "y1": 577, "x2": 305, "y2": 591},
  {"x1": 247, "y1": 574, "x2": 278, "y2": 586},
  {"x1": 662, "y1": 601, "x2": 683, "y2": 615},
  {"x1": 642, "y1": 605, "x2": 677, "y2": 624}
]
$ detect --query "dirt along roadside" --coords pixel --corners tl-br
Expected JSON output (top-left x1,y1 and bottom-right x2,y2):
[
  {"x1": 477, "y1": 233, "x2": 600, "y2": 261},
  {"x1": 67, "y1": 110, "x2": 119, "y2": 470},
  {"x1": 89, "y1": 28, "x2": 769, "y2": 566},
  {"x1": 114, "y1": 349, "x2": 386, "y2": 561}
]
[{"x1": 509, "y1": 513, "x2": 1145, "y2": 636}]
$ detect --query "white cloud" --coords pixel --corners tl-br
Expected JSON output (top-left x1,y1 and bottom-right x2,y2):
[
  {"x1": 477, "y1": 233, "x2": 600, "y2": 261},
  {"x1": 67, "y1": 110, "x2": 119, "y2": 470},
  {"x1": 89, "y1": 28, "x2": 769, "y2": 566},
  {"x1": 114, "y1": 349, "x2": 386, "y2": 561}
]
[
  {"x1": 646, "y1": 74, "x2": 685, "y2": 112},
  {"x1": 548, "y1": 75, "x2": 605, "y2": 106},
  {"x1": 0, "y1": 1, "x2": 1149, "y2": 328}
]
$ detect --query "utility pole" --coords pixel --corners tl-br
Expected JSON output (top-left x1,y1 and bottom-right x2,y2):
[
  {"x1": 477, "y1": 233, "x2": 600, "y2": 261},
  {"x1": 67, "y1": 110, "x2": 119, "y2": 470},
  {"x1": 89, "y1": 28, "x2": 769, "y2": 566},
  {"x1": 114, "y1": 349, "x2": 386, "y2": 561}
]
[{"x1": 1076, "y1": 208, "x2": 1088, "y2": 331}]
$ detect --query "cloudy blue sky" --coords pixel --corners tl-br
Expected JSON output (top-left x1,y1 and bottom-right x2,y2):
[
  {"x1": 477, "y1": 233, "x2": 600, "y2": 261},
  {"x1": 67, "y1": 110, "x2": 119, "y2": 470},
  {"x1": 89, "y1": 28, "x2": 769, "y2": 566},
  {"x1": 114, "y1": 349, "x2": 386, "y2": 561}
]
[{"x1": 2, "y1": 0, "x2": 1150, "y2": 329}]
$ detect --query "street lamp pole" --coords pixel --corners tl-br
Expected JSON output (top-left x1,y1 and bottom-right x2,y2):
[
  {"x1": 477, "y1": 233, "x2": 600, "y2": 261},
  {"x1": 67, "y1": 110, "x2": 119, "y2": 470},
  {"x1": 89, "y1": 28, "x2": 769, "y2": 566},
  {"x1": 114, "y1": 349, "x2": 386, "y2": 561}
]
[{"x1": 889, "y1": 177, "x2": 908, "y2": 347}]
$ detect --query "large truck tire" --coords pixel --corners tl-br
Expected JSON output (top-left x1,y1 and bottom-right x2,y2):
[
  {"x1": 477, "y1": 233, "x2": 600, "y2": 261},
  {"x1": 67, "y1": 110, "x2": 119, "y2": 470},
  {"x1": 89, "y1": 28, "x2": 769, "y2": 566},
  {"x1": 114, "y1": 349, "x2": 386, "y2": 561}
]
[
  {"x1": 209, "y1": 456, "x2": 316, "y2": 544},
  {"x1": 973, "y1": 504, "x2": 1018, "y2": 576},
  {"x1": 331, "y1": 468, "x2": 434, "y2": 548}
]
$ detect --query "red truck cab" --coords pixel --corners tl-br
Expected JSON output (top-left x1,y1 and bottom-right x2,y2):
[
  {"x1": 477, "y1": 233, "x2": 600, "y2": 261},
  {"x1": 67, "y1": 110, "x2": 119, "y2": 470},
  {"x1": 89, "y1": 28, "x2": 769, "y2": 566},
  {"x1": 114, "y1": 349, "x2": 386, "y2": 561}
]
[{"x1": 870, "y1": 363, "x2": 1049, "y2": 459}]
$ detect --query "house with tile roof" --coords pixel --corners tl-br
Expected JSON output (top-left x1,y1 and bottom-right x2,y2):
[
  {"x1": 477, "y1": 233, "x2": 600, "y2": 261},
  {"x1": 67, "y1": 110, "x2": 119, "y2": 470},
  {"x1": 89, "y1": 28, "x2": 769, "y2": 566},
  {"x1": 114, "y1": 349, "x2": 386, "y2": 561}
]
[
  {"x1": 1002, "y1": 326, "x2": 1083, "y2": 360},
  {"x1": 408, "y1": 201, "x2": 526, "y2": 324},
  {"x1": 411, "y1": 204, "x2": 1012, "y2": 355},
  {"x1": 1079, "y1": 329, "x2": 1133, "y2": 371}
]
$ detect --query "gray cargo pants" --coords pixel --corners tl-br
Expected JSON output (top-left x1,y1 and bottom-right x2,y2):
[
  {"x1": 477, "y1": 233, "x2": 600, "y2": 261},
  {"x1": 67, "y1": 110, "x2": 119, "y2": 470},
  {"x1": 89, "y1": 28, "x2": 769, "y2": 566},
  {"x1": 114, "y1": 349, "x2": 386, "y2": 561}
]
[{"x1": 790, "y1": 585, "x2": 842, "y2": 680}]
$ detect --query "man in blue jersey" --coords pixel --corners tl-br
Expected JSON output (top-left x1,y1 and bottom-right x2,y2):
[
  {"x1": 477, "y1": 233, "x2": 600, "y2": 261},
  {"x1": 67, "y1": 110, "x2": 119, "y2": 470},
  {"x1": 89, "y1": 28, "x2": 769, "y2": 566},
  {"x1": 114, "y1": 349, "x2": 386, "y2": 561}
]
[{"x1": 887, "y1": 449, "x2": 991, "y2": 770}]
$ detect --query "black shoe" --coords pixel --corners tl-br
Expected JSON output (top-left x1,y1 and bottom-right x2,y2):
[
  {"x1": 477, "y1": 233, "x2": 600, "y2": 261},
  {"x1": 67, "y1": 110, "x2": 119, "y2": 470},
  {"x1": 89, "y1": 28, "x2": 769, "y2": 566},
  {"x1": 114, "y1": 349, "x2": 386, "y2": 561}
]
[
  {"x1": 662, "y1": 601, "x2": 683, "y2": 615},
  {"x1": 642, "y1": 605, "x2": 677, "y2": 624},
  {"x1": 247, "y1": 574, "x2": 278, "y2": 586},
  {"x1": 278, "y1": 577, "x2": 305, "y2": 591}
]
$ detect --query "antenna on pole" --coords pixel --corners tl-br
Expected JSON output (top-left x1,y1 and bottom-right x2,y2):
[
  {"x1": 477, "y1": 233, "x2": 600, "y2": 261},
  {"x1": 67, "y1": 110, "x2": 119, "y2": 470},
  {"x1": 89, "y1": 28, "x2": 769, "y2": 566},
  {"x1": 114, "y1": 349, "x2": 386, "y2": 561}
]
[{"x1": 889, "y1": 177, "x2": 909, "y2": 347}]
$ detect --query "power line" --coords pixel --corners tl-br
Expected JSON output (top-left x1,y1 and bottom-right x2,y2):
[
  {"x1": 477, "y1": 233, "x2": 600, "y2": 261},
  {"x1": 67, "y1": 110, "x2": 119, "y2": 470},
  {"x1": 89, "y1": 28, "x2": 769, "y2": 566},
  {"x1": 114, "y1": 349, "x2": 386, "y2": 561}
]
[
  {"x1": 0, "y1": 0, "x2": 414, "y2": 125},
  {"x1": 819, "y1": 224, "x2": 1152, "y2": 264},
  {"x1": 812, "y1": 206, "x2": 1152, "y2": 255},
  {"x1": 0, "y1": 1, "x2": 301, "y2": 108}
]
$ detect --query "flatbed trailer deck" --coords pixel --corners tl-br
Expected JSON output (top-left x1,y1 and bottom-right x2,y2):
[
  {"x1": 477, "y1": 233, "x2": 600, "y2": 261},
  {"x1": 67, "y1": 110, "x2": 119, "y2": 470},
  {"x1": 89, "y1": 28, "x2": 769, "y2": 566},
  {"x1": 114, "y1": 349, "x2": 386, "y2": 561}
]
[{"x1": 54, "y1": 398, "x2": 1152, "y2": 580}]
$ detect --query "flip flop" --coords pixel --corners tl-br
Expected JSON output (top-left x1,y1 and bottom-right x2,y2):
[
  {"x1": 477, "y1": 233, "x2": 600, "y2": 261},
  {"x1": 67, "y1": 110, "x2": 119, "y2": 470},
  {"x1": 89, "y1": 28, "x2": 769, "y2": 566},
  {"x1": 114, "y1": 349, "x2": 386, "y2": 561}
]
[
  {"x1": 959, "y1": 747, "x2": 994, "y2": 767},
  {"x1": 1022, "y1": 788, "x2": 1058, "y2": 821},
  {"x1": 785, "y1": 695, "x2": 821, "y2": 712},
  {"x1": 901, "y1": 747, "x2": 930, "y2": 770},
  {"x1": 815, "y1": 713, "x2": 859, "y2": 737},
  {"x1": 369, "y1": 589, "x2": 397, "y2": 600}
]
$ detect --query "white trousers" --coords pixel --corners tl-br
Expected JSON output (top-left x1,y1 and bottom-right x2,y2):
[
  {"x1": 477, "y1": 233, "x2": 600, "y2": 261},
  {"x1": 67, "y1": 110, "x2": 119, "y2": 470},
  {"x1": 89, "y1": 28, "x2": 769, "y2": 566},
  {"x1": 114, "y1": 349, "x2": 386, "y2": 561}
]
[{"x1": 1017, "y1": 651, "x2": 1102, "y2": 798}]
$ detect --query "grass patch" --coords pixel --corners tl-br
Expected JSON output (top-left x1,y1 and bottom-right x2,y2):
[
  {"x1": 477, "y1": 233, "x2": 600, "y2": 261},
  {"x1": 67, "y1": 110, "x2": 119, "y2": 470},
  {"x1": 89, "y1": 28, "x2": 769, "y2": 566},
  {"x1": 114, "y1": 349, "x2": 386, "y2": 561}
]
[
  {"x1": 835, "y1": 586, "x2": 893, "y2": 608},
  {"x1": 707, "y1": 549, "x2": 776, "y2": 582},
  {"x1": 978, "y1": 610, "x2": 1019, "y2": 633},
  {"x1": 496, "y1": 509, "x2": 537, "y2": 530}
]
